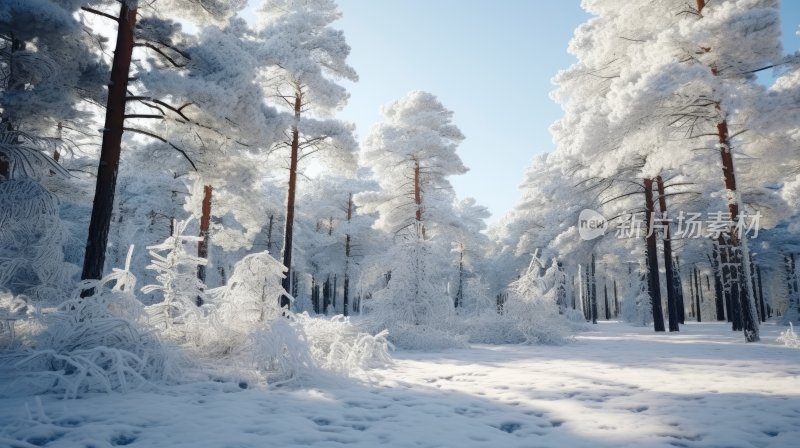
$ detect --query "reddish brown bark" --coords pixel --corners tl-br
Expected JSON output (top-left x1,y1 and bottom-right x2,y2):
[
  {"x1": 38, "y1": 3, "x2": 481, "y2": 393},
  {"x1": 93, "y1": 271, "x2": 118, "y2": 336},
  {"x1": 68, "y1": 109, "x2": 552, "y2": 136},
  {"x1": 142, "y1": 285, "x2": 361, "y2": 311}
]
[
  {"x1": 280, "y1": 83, "x2": 302, "y2": 309},
  {"x1": 81, "y1": 2, "x2": 137, "y2": 283},
  {"x1": 695, "y1": 0, "x2": 759, "y2": 342},
  {"x1": 197, "y1": 184, "x2": 213, "y2": 282}
]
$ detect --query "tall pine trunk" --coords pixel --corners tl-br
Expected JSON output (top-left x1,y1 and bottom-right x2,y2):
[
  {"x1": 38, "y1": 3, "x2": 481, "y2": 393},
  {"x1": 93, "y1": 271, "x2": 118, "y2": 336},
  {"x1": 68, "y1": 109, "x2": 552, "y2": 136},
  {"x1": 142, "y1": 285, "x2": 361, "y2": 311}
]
[
  {"x1": 81, "y1": 2, "x2": 138, "y2": 283},
  {"x1": 695, "y1": 0, "x2": 759, "y2": 342},
  {"x1": 197, "y1": 185, "x2": 212, "y2": 280},
  {"x1": 195, "y1": 184, "x2": 212, "y2": 306},
  {"x1": 279, "y1": 84, "x2": 302, "y2": 309},
  {"x1": 644, "y1": 178, "x2": 666, "y2": 331}
]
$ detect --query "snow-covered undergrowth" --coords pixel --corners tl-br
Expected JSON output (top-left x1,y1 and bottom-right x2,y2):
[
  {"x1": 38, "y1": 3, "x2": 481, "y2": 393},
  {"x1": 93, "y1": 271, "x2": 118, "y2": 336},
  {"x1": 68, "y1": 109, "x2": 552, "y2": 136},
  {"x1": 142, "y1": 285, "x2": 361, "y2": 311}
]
[
  {"x1": 0, "y1": 261, "x2": 181, "y2": 399},
  {"x1": 363, "y1": 246, "x2": 577, "y2": 349},
  {"x1": 0, "y1": 227, "x2": 392, "y2": 399},
  {"x1": 0, "y1": 178, "x2": 76, "y2": 304},
  {"x1": 294, "y1": 313, "x2": 392, "y2": 375},
  {"x1": 777, "y1": 323, "x2": 800, "y2": 348}
]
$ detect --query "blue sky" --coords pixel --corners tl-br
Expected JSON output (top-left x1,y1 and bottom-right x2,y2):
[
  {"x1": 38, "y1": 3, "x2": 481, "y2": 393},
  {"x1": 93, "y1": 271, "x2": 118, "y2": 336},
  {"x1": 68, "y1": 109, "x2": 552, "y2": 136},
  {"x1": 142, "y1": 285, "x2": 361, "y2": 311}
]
[{"x1": 333, "y1": 0, "x2": 800, "y2": 225}]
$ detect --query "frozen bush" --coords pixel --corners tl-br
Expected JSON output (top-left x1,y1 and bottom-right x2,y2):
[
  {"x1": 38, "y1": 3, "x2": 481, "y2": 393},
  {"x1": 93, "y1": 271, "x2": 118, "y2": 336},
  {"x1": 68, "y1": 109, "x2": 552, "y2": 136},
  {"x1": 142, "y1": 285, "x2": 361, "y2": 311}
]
[
  {"x1": 0, "y1": 178, "x2": 77, "y2": 304},
  {"x1": 502, "y1": 252, "x2": 574, "y2": 345},
  {"x1": 1, "y1": 253, "x2": 180, "y2": 398},
  {"x1": 777, "y1": 323, "x2": 800, "y2": 349},
  {"x1": 365, "y1": 232, "x2": 465, "y2": 349},
  {"x1": 621, "y1": 269, "x2": 652, "y2": 327},
  {"x1": 294, "y1": 313, "x2": 392, "y2": 374},
  {"x1": 142, "y1": 219, "x2": 207, "y2": 337}
]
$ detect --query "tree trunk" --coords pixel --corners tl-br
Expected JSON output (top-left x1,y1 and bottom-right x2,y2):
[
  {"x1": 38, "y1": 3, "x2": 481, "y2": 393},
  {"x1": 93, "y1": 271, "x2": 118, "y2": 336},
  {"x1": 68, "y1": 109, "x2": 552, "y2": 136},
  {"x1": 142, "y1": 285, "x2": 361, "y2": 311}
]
[
  {"x1": 786, "y1": 254, "x2": 800, "y2": 322},
  {"x1": 50, "y1": 122, "x2": 62, "y2": 175},
  {"x1": 577, "y1": 265, "x2": 584, "y2": 316},
  {"x1": 711, "y1": 244, "x2": 726, "y2": 321},
  {"x1": 195, "y1": 184, "x2": 212, "y2": 306},
  {"x1": 455, "y1": 244, "x2": 464, "y2": 309},
  {"x1": 644, "y1": 178, "x2": 666, "y2": 332},
  {"x1": 689, "y1": 266, "x2": 696, "y2": 319},
  {"x1": 656, "y1": 176, "x2": 680, "y2": 331},
  {"x1": 413, "y1": 158, "x2": 426, "y2": 239},
  {"x1": 603, "y1": 282, "x2": 610, "y2": 320},
  {"x1": 719, "y1": 240, "x2": 740, "y2": 328},
  {"x1": 675, "y1": 256, "x2": 686, "y2": 324},
  {"x1": 757, "y1": 265, "x2": 766, "y2": 322},
  {"x1": 343, "y1": 192, "x2": 353, "y2": 316},
  {"x1": 343, "y1": 273, "x2": 350, "y2": 317},
  {"x1": 197, "y1": 185, "x2": 212, "y2": 281},
  {"x1": 749, "y1": 254, "x2": 762, "y2": 323},
  {"x1": 694, "y1": 267, "x2": 702, "y2": 322},
  {"x1": 311, "y1": 277, "x2": 319, "y2": 314},
  {"x1": 696, "y1": 0, "x2": 758, "y2": 343},
  {"x1": 323, "y1": 275, "x2": 331, "y2": 314},
  {"x1": 720, "y1": 238, "x2": 743, "y2": 331},
  {"x1": 333, "y1": 274, "x2": 338, "y2": 311},
  {"x1": 0, "y1": 36, "x2": 24, "y2": 179},
  {"x1": 590, "y1": 253, "x2": 598, "y2": 324},
  {"x1": 81, "y1": 2, "x2": 138, "y2": 284},
  {"x1": 613, "y1": 279, "x2": 618, "y2": 318},
  {"x1": 279, "y1": 84, "x2": 302, "y2": 310},
  {"x1": 266, "y1": 214, "x2": 274, "y2": 256}
]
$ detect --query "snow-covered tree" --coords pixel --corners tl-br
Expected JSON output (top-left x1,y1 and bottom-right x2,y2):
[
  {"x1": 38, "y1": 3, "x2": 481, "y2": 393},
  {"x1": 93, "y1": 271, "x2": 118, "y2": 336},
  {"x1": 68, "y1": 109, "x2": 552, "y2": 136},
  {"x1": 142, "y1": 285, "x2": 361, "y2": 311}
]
[
  {"x1": 142, "y1": 218, "x2": 207, "y2": 331},
  {"x1": 256, "y1": 0, "x2": 358, "y2": 309},
  {"x1": 358, "y1": 91, "x2": 466, "y2": 239}
]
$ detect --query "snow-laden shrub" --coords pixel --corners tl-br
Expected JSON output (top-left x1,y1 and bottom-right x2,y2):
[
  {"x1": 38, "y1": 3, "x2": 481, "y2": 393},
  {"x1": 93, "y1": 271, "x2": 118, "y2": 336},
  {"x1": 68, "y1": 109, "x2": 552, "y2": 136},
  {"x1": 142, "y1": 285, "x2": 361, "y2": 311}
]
[
  {"x1": 246, "y1": 317, "x2": 317, "y2": 385},
  {"x1": 197, "y1": 251, "x2": 291, "y2": 357},
  {"x1": 1, "y1": 252, "x2": 180, "y2": 398},
  {"x1": 501, "y1": 252, "x2": 574, "y2": 345},
  {"x1": 142, "y1": 219, "x2": 206, "y2": 336},
  {"x1": 0, "y1": 178, "x2": 77, "y2": 304},
  {"x1": 186, "y1": 252, "x2": 390, "y2": 383},
  {"x1": 621, "y1": 269, "x2": 652, "y2": 327},
  {"x1": 365, "y1": 233, "x2": 466, "y2": 349},
  {"x1": 563, "y1": 308, "x2": 587, "y2": 323},
  {"x1": 777, "y1": 323, "x2": 800, "y2": 349},
  {"x1": 453, "y1": 311, "x2": 525, "y2": 344},
  {"x1": 293, "y1": 313, "x2": 392, "y2": 374}
]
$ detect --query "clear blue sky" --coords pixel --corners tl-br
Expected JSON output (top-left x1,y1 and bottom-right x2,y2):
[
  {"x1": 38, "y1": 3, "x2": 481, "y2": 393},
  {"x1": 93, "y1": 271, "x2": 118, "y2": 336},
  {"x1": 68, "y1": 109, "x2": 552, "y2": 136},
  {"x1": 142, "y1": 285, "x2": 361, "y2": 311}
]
[{"x1": 333, "y1": 0, "x2": 800, "y2": 224}]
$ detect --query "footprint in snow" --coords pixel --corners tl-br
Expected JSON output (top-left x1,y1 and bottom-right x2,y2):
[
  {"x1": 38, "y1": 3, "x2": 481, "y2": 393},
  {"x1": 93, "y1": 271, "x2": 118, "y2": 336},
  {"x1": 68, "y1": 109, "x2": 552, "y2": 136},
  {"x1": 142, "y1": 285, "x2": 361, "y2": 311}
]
[{"x1": 496, "y1": 422, "x2": 522, "y2": 433}]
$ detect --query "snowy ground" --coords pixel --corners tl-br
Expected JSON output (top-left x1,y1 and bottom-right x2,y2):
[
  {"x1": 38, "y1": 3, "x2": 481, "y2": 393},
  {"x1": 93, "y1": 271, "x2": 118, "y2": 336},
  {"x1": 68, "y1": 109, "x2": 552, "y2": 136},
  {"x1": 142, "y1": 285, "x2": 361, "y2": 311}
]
[{"x1": 1, "y1": 321, "x2": 799, "y2": 448}]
